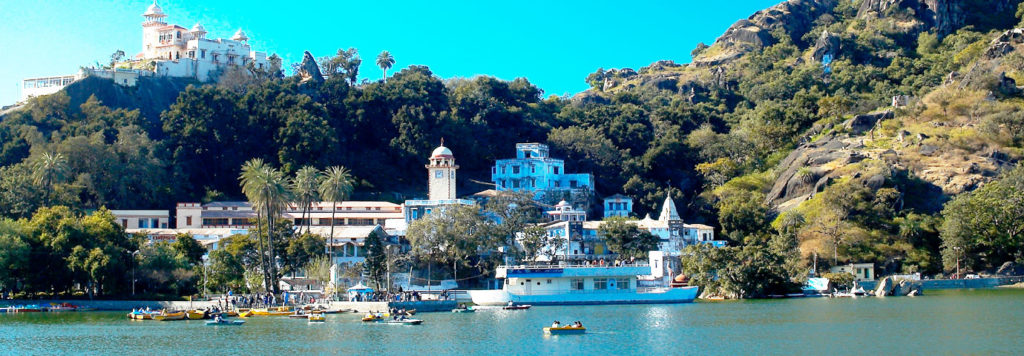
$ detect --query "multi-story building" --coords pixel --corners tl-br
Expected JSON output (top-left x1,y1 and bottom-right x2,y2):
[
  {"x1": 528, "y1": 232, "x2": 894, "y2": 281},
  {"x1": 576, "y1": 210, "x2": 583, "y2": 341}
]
[
  {"x1": 546, "y1": 200, "x2": 587, "y2": 222},
  {"x1": 491, "y1": 143, "x2": 593, "y2": 200},
  {"x1": 137, "y1": 2, "x2": 268, "y2": 81},
  {"x1": 19, "y1": 1, "x2": 269, "y2": 102}
]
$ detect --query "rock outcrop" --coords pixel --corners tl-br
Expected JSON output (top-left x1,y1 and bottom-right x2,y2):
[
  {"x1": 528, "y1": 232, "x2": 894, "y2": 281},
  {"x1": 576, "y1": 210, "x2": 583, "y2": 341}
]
[
  {"x1": 844, "y1": 111, "x2": 893, "y2": 135},
  {"x1": 874, "y1": 276, "x2": 923, "y2": 296},
  {"x1": 995, "y1": 262, "x2": 1024, "y2": 276},
  {"x1": 695, "y1": 0, "x2": 838, "y2": 66},
  {"x1": 858, "y1": 0, "x2": 1021, "y2": 36},
  {"x1": 296, "y1": 51, "x2": 324, "y2": 84},
  {"x1": 812, "y1": 30, "x2": 841, "y2": 61}
]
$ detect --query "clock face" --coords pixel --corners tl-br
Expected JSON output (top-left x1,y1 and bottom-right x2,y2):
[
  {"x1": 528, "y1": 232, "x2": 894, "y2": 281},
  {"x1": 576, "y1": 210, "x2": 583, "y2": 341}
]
[{"x1": 435, "y1": 170, "x2": 444, "y2": 178}]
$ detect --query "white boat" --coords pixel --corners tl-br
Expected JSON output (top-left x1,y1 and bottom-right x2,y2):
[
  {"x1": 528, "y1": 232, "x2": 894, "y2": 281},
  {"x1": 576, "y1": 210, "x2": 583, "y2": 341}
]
[{"x1": 468, "y1": 264, "x2": 699, "y2": 306}]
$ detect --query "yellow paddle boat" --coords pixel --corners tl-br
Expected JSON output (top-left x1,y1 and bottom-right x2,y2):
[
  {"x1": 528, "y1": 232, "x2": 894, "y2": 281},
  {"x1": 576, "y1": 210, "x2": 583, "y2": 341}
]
[
  {"x1": 247, "y1": 307, "x2": 293, "y2": 316},
  {"x1": 153, "y1": 311, "x2": 186, "y2": 321},
  {"x1": 185, "y1": 310, "x2": 207, "y2": 320},
  {"x1": 308, "y1": 313, "x2": 326, "y2": 322},
  {"x1": 543, "y1": 326, "x2": 586, "y2": 335},
  {"x1": 361, "y1": 312, "x2": 390, "y2": 322}
]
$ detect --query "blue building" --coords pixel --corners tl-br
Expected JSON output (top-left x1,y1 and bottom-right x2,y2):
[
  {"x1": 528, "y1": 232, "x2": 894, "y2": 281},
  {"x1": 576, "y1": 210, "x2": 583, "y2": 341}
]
[
  {"x1": 491, "y1": 143, "x2": 594, "y2": 199},
  {"x1": 603, "y1": 194, "x2": 633, "y2": 218}
]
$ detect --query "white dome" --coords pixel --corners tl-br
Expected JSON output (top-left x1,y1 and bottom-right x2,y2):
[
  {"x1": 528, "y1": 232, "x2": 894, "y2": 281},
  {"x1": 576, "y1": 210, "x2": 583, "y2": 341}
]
[
  {"x1": 556, "y1": 200, "x2": 570, "y2": 207},
  {"x1": 431, "y1": 145, "x2": 453, "y2": 158},
  {"x1": 143, "y1": 2, "x2": 165, "y2": 17},
  {"x1": 190, "y1": 23, "x2": 206, "y2": 33},
  {"x1": 231, "y1": 29, "x2": 248, "y2": 41}
]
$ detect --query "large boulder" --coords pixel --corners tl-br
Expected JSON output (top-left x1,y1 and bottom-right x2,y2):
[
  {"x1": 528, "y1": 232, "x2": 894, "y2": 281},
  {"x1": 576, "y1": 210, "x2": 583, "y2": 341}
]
[
  {"x1": 995, "y1": 262, "x2": 1024, "y2": 276},
  {"x1": 875, "y1": 276, "x2": 923, "y2": 296},
  {"x1": 696, "y1": 0, "x2": 838, "y2": 65},
  {"x1": 844, "y1": 111, "x2": 893, "y2": 135},
  {"x1": 812, "y1": 30, "x2": 841, "y2": 61},
  {"x1": 296, "y1": 51, "x2": 324, "y2": 84}
]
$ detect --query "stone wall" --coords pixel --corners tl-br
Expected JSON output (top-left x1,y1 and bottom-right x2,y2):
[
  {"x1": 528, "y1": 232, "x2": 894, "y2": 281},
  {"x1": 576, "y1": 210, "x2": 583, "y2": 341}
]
[{"x1": 858, "y1": 276, "x2": 1024, "y2": 290}]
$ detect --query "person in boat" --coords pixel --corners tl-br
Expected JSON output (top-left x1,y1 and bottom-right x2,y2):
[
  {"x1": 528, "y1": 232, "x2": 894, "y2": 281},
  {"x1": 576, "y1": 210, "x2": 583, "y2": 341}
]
[
  {"x1": 507, "y1": 301, "x2": 514, "y2": 307},
  {"x1": 458, "y1": 303, "x2": 467, "y2": 310},
  {"x1": 574, "y1": 321, "x2": 583, "y2": 328},
  {"x1": 551, "y1": 321, "x2": 560, "y2": 328},
  {"x1": 214, "y1": 314, "x2": 224, "y2": 323}
]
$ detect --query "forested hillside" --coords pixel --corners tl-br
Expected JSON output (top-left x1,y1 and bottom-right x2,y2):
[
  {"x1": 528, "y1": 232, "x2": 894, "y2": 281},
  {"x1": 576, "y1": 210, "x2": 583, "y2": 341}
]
[{"x1": 3, "y1": 0, "x2": 1024, "y2": 287}]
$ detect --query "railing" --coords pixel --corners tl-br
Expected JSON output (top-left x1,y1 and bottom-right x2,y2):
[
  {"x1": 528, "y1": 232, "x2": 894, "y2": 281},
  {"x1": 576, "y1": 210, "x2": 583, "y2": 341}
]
[{"x1": 499, "y1": 263, "x2": 650, "y2": 270}]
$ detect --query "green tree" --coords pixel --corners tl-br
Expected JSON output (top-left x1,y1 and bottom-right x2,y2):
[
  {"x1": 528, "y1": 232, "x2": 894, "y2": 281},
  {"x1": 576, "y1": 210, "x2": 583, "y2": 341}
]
[
  {"x1": 239, "y1": 158, "x2": 292, "y2": 293},
  {"x1": 598, "y1": 218, "x2": 659, "y2": 260},
  {"x1": 318, "y1": 166, "x2": 354, "y2": 257},
  {"x1": 376, "y1": 50, "x2": 395, "y2": 83},
  {"x1": 171, "y1": 234, "x2": 206, "y2": 266},
  {"x1": 940, "y1": 166, "x2": 1024, "y2": 272},
  {"x1": 362, "y1": 230, "x2": 387, "y2": 290},
  {"x1": 407, "y1": 205, "x2": 490, "y2": 285},
  {"x1": 31, "y1": 152, "x2": 69, "y2": 205},
  {"x1": 291, "y1": 166, "x2": 321, "y2": 234},
  {"x1": 284, "y1": 232, "x2": 325, "y2": 275}
]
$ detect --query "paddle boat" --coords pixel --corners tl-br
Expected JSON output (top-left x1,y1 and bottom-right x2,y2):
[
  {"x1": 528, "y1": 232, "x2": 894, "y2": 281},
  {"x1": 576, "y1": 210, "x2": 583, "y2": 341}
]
[
  {"x1": 247, "y1": 307, "x2": 293, "y2": 316},
  {"x1": 206, "y1": 318, "x2": 245, "y2": 326},
  {"x1": 308, "y1": 313, "x2": 326, "y2": 322},
  {"x1": 383, "y1": 319, "x2": 422, "y2": 325},
  {"x1": 185, "y1": 310, "x2": 208, "y2": 320},
  {"x1": 11, "y1": 305, "x2": 45, "y2": 312},
  {"x1": 47, "y1": 303, "x2": 79, "y2": 312},
  {"x1": 361, "y1": 312, "x2": 390, "y2": 322},
  {"x1": 502, "y1": 304, "x2": 531, "y2": 310},
  {"x1": 543, "y1": 325, "x2": 586, "y2": 335},
  {"x1": 153, "y1": 311, "x2": 186, "y2": 321},
  {"x1": 127, "y1": 310, "x2": 160, "y2": 320},
  {"x1": 452, "y1": 304, "x2": 475, "y2": 313}
]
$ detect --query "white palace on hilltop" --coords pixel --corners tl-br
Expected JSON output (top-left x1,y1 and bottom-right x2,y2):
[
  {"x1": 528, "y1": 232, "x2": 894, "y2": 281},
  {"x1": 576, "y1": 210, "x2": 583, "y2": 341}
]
[{"x1": 20, "y1": 1, "x2": 268, "y2": 101}]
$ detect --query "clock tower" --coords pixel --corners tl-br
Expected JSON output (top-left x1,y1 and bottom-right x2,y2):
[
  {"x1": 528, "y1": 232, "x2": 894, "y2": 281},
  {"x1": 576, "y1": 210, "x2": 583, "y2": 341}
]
[{"x1": 427, "y1": 139, "x2": 458, "y2": 201}]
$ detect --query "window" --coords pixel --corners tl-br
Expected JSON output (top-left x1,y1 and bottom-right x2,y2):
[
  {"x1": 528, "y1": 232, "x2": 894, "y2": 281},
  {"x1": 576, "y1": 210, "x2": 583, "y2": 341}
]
[
  {"x1": 186, "y1": 216, "x2": 192, "y2": 226},
  {"x1": 570, "y1": 279, "x2": 584, "y2": 290},
  {"x1": 512, "y1": 166, "x2": 520, "y2": 174},
  {"x1": 593, "y1": 278, "x2": 608, "y2": 290},
  {"x1": 570, "y1": 180, "x2": 578, "y2": 188},
  {"x1": 201, "y1": 49, "x2": 206, "y2": 59},
  {"x1": 500, "y1": 180, "x2": 506, "y2": 188},
  {"x1": 492, "y1": 167, "x2": 496, "y2": 175},
  {"x1": 501, "y1": 166, "x2": 506, "y2": 174},
  {"x1": 512, "y1": 180, "x2": 520, "y2": 189},
  {"x1": 531, "y1": 166, "x2": 536, "y2": 174},
  {"x1": 435, "y1": 170, "x2": 444, "y2": 178},
  {"x1": 616, "y1": 278, "x2": 630, "y2": 290},
  {"x1": 122, "y1": 219, "x2": 128, "y2": 228},
  {"x1": 547, "y1": 279, "x2": 552, "y2": 284},
  {"x1": 554, "y1": 167, "x2": 559, "y2": 175}
]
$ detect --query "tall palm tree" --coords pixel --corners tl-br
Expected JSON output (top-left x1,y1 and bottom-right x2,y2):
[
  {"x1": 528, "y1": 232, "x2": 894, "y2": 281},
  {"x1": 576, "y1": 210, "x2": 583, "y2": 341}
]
[
  {"x1": 240, "y1": 158, "x2": 292, "y2": 294},
  {"x1": 318, "y1": 166, "x2": 354, "y2": 258},
  {"x1": 376, "y1": 50, "x2": 395, "y2": 83},
  {"x1": 32, "y1": 152, "x2": 69, "y2": 206},
  {"x1": 239, "y1": 159, "x2": 271, "y2": 292},
  {"x1": 291, "y1": 166, "x2": 321, "y2": 234}
]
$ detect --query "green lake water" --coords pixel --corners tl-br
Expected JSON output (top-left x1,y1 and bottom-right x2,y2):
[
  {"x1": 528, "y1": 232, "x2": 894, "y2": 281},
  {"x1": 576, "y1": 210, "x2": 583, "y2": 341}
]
[{"x1": 1, "y1": 288, "x2": 1022, "y2": 355}]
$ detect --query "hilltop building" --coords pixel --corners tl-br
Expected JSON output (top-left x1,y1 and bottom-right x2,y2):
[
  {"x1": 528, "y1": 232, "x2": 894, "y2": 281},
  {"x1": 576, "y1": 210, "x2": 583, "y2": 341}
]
[
  {"x1": 491, "y1": 143, "x2": 594, "y2": 203},
  {"x1": 404, "y1": 140, "x2": 474, "y2": 223},
  {"x1": 20, "y1": 1, "x2": 269, "y2": 101}
]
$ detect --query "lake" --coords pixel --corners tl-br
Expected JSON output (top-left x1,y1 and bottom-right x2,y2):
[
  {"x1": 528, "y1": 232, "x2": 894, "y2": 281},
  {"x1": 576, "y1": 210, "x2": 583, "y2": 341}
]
[{"x1": 1, "y1": 288, "x2": 1021, "y2": 355}]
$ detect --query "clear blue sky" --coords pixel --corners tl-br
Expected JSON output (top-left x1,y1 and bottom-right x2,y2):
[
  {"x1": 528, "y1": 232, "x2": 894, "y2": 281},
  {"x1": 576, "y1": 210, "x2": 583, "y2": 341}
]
[{"x1": 0, "y1": 0, "x2": 782, "y2": 106}]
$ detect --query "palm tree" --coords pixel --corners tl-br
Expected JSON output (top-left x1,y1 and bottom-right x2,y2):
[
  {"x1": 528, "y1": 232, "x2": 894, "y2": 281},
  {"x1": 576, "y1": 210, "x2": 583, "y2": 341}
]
[
  {"x1": 376, "y1": 50, "x2": 395, "y2": 83},
  {"x1": 318, "y1": 166, "x2": 354, "y2": 258},
  {"x1": 32, "y1": 152, "x2": 69, "y2": 206},
  {"x1": 291, "y1": 166, "x2": 321, "y2": 235},
  {"x1": 239, "y1": 158, "x2": 292, "y2": 294}
]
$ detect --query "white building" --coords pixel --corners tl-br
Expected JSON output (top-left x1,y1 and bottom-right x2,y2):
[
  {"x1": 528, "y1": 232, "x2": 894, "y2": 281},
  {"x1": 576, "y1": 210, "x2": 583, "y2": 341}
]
[
  {"x1": 110, "y1": 210, "x2": 170, "y2": 229},
  {"x1": 138, "y1": 2, "x2": 268, "y2": 81},
  {"x1": 19, "y1": 1, "x2": 270, "y2": 102}
]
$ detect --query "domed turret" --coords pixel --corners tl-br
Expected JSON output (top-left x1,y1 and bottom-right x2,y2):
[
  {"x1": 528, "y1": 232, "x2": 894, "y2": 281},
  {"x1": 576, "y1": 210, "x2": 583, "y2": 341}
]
[
  {"x1": 431, "y1": 143, "x2": 453, "y2": 159},
  {"x1": 231, "y1": 29, "x2": 248, "y2": 42},
  {"x1": 143, "y1": 1, "x2": 166, "y2": 17},
  {"x1": 190, "y1": 23, "x2": 206, "y2": 39}
]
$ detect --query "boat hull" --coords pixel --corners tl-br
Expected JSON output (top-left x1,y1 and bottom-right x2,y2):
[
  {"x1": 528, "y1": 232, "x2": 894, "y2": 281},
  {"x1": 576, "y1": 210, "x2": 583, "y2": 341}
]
[
  {"x1": 544, "y1": 327, "x2": 586, "y2": 335},
  {"x1": 469, "y1": 286, "x2": 699, "y2": 306}
]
